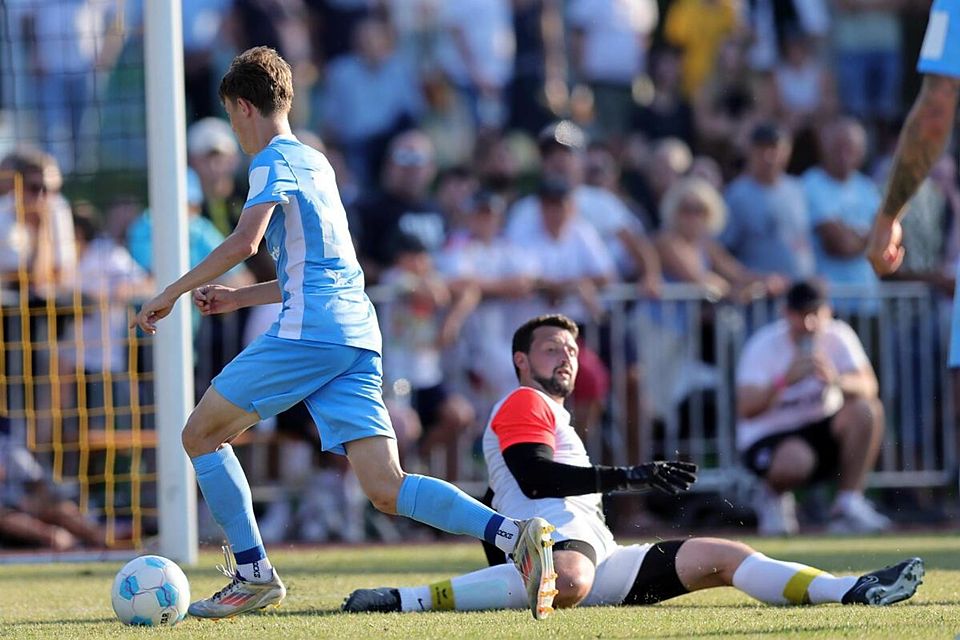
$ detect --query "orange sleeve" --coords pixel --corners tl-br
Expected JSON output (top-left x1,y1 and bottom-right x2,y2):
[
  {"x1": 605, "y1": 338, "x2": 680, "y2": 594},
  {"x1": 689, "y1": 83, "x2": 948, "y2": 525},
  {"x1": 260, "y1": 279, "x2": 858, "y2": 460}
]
[{"x1": 491, "y1": 388, "x2": 556, "y2": 451}]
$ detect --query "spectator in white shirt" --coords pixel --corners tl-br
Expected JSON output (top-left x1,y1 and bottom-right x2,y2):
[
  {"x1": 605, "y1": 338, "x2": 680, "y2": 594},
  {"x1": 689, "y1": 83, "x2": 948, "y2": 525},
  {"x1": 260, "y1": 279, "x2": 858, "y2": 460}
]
[
  {"x1": 508, "y1": 121, "x2": 661, "y2": 295},
  {"x1": 440, "y1": 190, "x2": 537, "y2": 415},
  {"x1": 0, "y1": 148, "x2": 76, "y2": 302},
  {"x1": 735, "y1": 279, "x2": 889, "y2": 536},
  {"x1": 512, "y1": 177, "x2": 615, "y2": 442},
  {"x1": 436, "y1": 0, "x2": 515, "y2": 130}
]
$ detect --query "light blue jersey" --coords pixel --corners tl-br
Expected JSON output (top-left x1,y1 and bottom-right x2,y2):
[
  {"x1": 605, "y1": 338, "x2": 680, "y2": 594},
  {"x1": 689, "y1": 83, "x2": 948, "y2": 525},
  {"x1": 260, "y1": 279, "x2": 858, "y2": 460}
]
[
  {"x1": 918, "y1": 1, "x2": 960, "y2": 78},
  {"x1": 245, "y1": 134, "x2": 381, "y2": 353},
  {"x1": 213, "y1": 134, "x2": 393, "y2": 452}
]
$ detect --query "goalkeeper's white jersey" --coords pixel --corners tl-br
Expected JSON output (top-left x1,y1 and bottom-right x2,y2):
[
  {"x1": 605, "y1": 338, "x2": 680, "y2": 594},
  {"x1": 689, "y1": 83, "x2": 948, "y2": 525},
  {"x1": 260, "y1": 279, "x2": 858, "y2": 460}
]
[{"x1": 482, "y1": 387, "x2": 611, "y2": 545}]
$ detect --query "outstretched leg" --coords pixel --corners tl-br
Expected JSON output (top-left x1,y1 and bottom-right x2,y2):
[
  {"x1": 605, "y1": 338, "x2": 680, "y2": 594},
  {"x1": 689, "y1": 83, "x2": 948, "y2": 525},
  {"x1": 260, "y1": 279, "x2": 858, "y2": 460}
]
[
  {"x1": 344, "y1": 549, "x2": 593, "y2": 613},
  {"x1": 677, "y1": 538, "x2": 921, "y2": 606},
  {"x1": 345, "y1": 435, "x2": 557, "y2": 618}
]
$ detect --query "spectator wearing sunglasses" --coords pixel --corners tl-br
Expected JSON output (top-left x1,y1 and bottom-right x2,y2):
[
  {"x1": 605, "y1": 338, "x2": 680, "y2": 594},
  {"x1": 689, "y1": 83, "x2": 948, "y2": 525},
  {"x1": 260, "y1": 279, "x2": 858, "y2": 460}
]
[
  {"x1": 0, "y1": 148, "x2": 76, "y2": 301},
  {"x1": 352, "y1": 130, "x2": 447, "y2": 283}
]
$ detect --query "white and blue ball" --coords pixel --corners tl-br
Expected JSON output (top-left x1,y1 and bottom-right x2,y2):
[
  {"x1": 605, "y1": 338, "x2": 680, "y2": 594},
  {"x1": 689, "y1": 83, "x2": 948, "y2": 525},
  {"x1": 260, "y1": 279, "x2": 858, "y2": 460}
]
[{"x1": 111, "y1": 555, "x2": 190, "y2": 626}]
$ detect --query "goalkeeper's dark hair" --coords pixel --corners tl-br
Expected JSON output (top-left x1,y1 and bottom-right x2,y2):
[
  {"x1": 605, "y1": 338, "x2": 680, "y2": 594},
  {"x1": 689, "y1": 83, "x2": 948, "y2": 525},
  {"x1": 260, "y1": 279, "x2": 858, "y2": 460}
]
[
  {"x1": 511, "y1": 314, "x2": 579, "y2": 380},
  {"x1": 219, "y1": 46, "x2": 293, "y2": 116}
]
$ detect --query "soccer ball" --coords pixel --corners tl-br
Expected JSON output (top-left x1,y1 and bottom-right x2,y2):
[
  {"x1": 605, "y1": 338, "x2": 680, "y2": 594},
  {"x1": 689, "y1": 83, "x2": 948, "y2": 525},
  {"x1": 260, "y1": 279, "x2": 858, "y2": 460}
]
[{"x1": 111, "y1": 555, "x2": 191, "y2": 626}]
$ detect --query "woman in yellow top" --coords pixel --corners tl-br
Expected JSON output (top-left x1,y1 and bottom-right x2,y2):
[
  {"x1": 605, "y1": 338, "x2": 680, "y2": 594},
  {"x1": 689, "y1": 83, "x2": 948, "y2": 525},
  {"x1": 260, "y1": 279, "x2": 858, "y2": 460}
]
[{"x1": 664, "y1": 0, "x2": 742, "y2": 98}]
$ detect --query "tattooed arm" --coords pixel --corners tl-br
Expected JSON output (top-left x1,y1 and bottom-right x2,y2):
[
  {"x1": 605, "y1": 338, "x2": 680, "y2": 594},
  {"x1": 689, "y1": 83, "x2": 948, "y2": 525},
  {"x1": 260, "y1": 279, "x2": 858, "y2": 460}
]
[{"x1": 867, "y1": 74, "x2": 960, "y2": 276}]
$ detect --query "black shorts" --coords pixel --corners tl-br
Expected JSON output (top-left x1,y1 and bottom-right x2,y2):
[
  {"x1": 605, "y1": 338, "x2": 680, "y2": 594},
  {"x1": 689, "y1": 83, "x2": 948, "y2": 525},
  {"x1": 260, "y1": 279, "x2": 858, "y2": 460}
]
[
  {"x1": 623, "y1": 539, "x2": 690, "y2": 605},
  {"x1": 741, "y1": 416, "x2": 840, "y2": 483},
  {"x1": 410, "y1": 383, "x2": 449, "y2": 429}
]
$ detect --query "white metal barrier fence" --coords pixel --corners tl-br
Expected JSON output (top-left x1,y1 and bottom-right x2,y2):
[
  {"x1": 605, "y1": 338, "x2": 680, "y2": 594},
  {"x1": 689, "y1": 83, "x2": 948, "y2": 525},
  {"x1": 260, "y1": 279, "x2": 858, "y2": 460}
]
[{"x1": 579, "y1": 282, "x2": 957, "y2": 494}]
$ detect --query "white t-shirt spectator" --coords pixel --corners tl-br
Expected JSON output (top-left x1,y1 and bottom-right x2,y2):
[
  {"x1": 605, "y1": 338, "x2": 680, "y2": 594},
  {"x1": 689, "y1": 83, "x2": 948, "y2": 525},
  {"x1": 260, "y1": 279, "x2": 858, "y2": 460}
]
[
  {"x1": 436, "y1": 0, "x2": 515, "y2": 89},
  {"x1": 735, "y1": 318, "x2": 871, "y2": 451},
  {"x1": 568, "y1": 0, "x2": 658, "y2": 84},
  {"x1": 507, "y1": 186, "x2": 645, "y2": 278},
  {"x1": 62, "y1": 237, "x2": 148, "y2": 372},
  {"x1": 0, "y1": 193, "x2": 77, "y2": 284},
  {"x1": 512, "y1": 215, "x2": 616, "y2": 324},
  {"x1": 440, "y1": 237, "x2": 538, "y2": 399}
]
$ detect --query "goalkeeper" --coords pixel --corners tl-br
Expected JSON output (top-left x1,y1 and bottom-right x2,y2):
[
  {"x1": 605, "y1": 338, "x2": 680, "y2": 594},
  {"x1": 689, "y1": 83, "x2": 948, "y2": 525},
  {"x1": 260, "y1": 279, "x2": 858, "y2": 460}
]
[{"x1": 344, "y1": 314, "x2": 922, "y2": 614}]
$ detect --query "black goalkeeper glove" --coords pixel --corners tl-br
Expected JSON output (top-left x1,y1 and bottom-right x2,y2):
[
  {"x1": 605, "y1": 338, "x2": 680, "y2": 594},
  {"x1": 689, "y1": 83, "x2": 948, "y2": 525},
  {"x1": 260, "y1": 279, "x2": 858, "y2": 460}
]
[{"x1": 621, "y1": 460, "x2": 698, "y2": 495}]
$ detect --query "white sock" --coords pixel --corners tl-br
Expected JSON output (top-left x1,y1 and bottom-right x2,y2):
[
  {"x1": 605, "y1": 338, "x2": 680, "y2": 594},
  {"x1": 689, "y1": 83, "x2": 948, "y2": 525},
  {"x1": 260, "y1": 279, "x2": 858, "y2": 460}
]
[
  {"x1": 833, "y1": 490, "x2": 860, "y2": 511},
  {"x1": 494, "y1": 519, "x2": 522, "y2": 554},
  {"x1": 398, "y1": 563, "x2": 526, "y2": 612},
  {"x1": 237, "y1": 557, "x2": 274, "y2": 583},
  {"x1": 732, "y1": 552, "x2": 857, "y2": 605}
]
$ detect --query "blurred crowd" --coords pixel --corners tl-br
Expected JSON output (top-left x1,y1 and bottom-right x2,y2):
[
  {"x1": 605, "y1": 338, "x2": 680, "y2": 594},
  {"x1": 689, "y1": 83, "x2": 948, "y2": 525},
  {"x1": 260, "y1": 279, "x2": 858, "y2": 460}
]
[{"x1": 0, "y1": 0, "x2": 957, "y2": 549}]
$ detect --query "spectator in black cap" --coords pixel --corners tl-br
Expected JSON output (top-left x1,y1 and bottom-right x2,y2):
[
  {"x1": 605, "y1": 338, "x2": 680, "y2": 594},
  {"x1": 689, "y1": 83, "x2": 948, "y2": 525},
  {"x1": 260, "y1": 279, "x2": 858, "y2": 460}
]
[
  {"x1": 720, "y1": 122, "x2": 815, "y2": 282},
  {"x1": 352, "y1": 130, "x2": 446, "y2": 283},
  {"x1": 506, "y1": 173, "x2": 616, "y2": 443},
  {"x1": 734, "y1": 278, "x2": 889, "y2": 536},
  {"x1": 506, "y1": 121, "x2": 662, "y2": 294},
  {"x1": 439, "y1": 189, "x2": 538, "y2": 415}
]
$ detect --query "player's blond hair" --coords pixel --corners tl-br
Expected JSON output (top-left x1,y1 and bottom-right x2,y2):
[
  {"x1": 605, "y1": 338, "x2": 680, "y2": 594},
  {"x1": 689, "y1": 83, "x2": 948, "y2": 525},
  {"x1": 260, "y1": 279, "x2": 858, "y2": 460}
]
[{"x1": 218, "y1": 46, "x2": 293, "y2": 116}]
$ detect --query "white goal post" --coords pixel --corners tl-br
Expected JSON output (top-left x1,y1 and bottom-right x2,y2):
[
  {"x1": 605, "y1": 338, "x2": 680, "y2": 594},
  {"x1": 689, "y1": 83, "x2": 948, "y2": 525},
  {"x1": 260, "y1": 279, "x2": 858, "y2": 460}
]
[{"x1": 143, "y1": 1, "x2": 198, "y2": 565}]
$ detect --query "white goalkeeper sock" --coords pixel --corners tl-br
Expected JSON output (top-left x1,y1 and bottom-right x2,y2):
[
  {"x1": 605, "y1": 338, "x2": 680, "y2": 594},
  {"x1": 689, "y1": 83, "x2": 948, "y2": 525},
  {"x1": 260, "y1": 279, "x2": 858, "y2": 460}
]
[
  {"x1": 398, "y1": 563, "x2": 527, "y2": 612},
  {"x1": 732, "y1": 552, "x2": 858, "y2": 605}
]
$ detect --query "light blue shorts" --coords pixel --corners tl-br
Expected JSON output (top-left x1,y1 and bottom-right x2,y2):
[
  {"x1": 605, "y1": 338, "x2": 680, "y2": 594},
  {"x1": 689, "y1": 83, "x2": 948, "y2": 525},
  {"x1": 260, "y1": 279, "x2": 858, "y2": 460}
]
[{"x1": 212, "y1": 334, "x2": 395, "y2": 454}]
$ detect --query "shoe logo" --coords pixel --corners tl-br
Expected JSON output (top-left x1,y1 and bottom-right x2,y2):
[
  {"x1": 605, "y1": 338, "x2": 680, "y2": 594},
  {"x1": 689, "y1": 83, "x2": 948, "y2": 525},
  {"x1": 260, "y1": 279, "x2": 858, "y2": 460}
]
[
  {"x1": 861, "y1": 576, "x2": 879, "y2": 585},
  {"x1": 219, "y1": 592, "x2": 254, "y2": 607},
  {"x1": 417, "y1": 597, "x2": 425, "y2": 611},
  {"x1": 497, "y1": 529, "x2": 514, "y2": 540}
]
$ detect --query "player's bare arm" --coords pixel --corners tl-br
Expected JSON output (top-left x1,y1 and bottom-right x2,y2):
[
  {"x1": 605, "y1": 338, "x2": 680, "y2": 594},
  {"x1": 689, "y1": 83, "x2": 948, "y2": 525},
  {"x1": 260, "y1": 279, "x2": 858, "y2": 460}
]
[
  {"x1": 133, "y1": 201, "x2": 276, "y2": 333},
  {"x1": 868, "y1": 74, "x2": 960, "y2": 275},
  {"x1": 193, "y1": 280, "x2": 283, "y2": 316},
  {"x1": 879, "y1": 75, "x2": 959, "y2": 221}
]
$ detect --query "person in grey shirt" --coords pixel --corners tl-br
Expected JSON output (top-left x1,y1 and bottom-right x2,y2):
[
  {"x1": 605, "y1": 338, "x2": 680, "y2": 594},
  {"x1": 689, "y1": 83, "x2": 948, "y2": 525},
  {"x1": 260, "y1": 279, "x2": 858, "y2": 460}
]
[{"x1": 721, "y1": 123, "x2": 815, "y2": 279}]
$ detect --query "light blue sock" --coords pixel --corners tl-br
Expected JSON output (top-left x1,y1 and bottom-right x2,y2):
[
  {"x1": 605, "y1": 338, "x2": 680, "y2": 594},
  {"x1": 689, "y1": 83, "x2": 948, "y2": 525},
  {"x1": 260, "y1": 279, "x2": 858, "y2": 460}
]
[
  {"x1": 192, "y1": 444, "x2": 265, "y2": 564},
  {"x1": 396, "y1": 474, "x2": 520, "y2": 553}
]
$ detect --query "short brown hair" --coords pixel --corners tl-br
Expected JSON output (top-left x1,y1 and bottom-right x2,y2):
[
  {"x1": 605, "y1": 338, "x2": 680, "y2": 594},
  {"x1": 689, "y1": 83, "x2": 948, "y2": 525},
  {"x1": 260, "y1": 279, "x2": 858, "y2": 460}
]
[
  {"x1": 511, "y1": 314, "x2": 579, "y2": 379},
  {"x1": 218, "y1": 46, "x2": 293, "y2": 116}
]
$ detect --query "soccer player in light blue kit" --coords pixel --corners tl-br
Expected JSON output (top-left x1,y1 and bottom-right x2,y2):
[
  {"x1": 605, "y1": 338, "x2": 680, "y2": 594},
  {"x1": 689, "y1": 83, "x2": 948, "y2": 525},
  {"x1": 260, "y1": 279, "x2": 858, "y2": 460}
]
[
  {"x1": 133, "y1": 46, "x2": 558, "y2": 620},
  {"x1": 867, "y1": 4, "x2": 960, "y2": 301}
]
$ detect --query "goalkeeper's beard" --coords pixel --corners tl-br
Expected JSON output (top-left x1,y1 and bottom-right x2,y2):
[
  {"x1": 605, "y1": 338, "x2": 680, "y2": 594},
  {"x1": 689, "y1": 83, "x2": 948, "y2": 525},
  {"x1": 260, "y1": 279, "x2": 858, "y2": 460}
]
[{"x1": 533, "y1": 368, "x2": 574, "y2": 398}]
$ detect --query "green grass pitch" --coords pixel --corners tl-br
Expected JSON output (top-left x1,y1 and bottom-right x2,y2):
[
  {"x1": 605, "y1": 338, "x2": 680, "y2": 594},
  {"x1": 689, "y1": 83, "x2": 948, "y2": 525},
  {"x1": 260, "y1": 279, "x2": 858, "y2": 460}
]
[{"x1": 3, "y1": 534, "x2": 959, "y2": 639}]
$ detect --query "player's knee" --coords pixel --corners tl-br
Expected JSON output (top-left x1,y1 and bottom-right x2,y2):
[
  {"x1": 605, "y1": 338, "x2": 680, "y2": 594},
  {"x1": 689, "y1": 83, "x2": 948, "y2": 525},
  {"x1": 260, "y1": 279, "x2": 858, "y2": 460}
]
[
  {"x1": 554, "y1": 570, "x2": 593, "y2": 608},
  {"x1": 181, "y1": 416, "x2": 217, "y2": 457},
  {"x1": 181, "y1": 421, "x2": 202, "y2": 457},
  {"x1": 364, "y1": 484, "x2": 400, "y2": 515},
  {"x1": 712, "y1": 539, "x2": 754, "y2": 583}
]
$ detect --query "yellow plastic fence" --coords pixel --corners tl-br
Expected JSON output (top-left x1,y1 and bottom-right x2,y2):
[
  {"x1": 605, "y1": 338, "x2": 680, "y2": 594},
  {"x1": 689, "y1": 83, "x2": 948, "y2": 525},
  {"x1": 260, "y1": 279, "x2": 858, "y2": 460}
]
[{"x1": 1, "y1": 174, "x2": 155, "y2": 548}]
